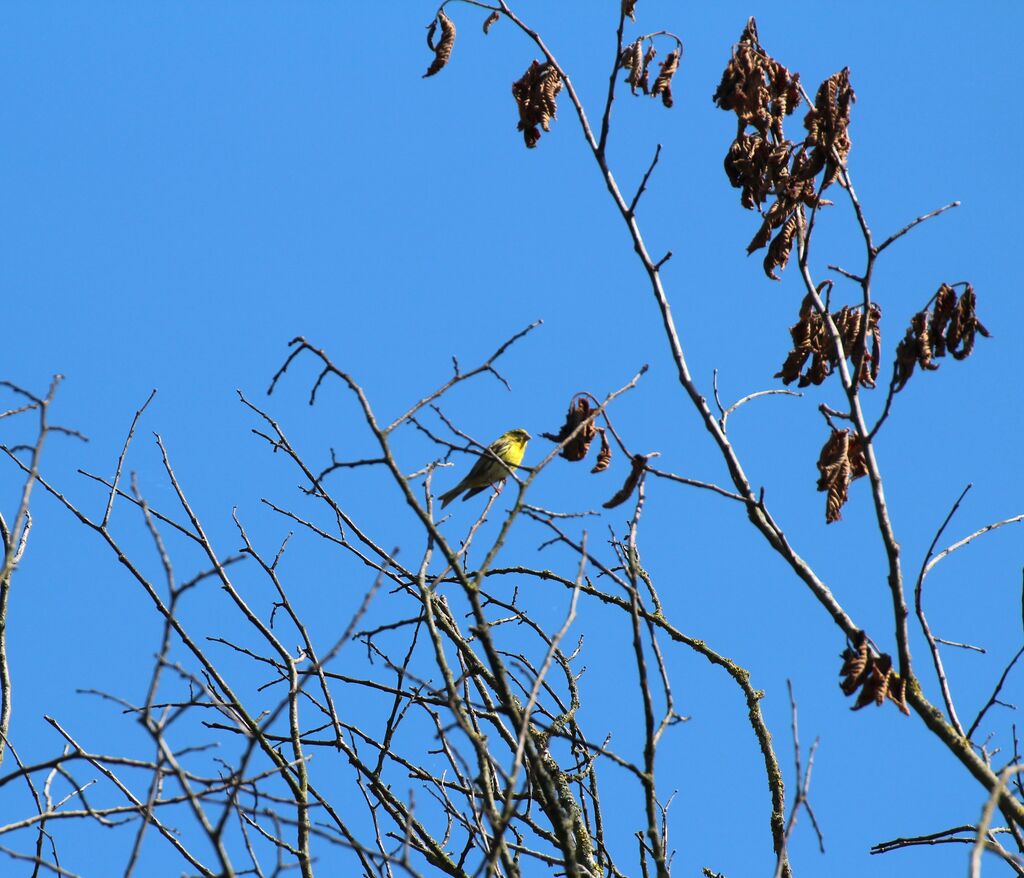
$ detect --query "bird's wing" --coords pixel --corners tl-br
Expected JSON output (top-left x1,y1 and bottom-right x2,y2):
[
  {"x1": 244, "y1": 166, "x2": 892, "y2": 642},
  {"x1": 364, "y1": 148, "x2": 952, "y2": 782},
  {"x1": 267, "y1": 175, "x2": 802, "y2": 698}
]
[{"x1": 462, "y1": 449, "x2": 495, "y2": 484}]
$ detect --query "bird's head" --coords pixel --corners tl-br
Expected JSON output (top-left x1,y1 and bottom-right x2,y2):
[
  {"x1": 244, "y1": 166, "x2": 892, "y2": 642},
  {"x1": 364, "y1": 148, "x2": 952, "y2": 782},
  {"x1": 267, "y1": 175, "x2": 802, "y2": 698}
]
[{"x1": 507, "y1": 428, "x2": 531, "y2": 446}]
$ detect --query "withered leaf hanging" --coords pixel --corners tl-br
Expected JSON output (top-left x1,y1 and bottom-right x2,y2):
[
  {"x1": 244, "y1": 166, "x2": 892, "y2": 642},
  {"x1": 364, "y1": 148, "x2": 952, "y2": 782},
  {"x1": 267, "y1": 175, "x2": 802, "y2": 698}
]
[
  {"x1": 512, "y1": 60, "x2": 562, "y2": 148},
  {"x1": 651, "y1": 49, "x2": 681, "y2": 108},
  {"x1": 802, "y1": 68, "x2": 856, "y2": 189},
  {"x1": 619, "y1": 39, "x2": 648, "y2": 95},
  {"x1": 839, "y1": 631, "x2": 909, "y2": 714},
  {"x1": 763, "y1": 209, "x2": 800, "y2": 280},
  {"x1": 712, "y1": 18, "x2": 801, "y2": 141},
  {"x1": 776, "y1": 293, "x2": 881, "y2": 389},
  {"x1": 816, "y1": 428, "x2": 867, "y2": 524},
  {"x1": 892, "y1": 283, "x2": 990, "y2": 392},
  {"x1": 603, "y1": 454, "x2": 647, "y2": 509},
  {"x1": 639, "y1": 44, "x2": 657, "y2": 95},
  {"x1": 618, "y1": 37, "x2": 682, "y2": 106},
  {"x1": 424, "y1": 10, "x2": 456, "y2": 78},
  {"x1": 483, "y1": 11, "x2": 499, "y2": 35},
  {"x1": 622, "y1": 0, "x2": 638, "y2": 21},
  {"x1": 542, "y1": 396, "x2": 597, "y2": 462},
  {"x1": 591, "y1": 429, "x2": 612, "y2": 474},
  {"x1": 714, "y1": 20, "x2": 855, "y2": 278}
]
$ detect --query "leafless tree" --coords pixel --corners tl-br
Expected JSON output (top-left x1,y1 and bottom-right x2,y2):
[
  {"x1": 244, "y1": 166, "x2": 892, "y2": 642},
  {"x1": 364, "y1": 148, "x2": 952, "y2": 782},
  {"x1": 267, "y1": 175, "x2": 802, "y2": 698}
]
[{"x1": 0, "y1": 5, "x2": 1020, "y2": 877}]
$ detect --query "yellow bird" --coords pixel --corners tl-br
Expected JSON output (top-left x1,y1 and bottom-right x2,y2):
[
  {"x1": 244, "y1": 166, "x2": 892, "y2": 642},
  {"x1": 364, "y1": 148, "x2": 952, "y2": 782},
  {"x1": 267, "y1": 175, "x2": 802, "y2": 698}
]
[{"x1": 439, "y1": 429, "x2": 531, "y2": 508}]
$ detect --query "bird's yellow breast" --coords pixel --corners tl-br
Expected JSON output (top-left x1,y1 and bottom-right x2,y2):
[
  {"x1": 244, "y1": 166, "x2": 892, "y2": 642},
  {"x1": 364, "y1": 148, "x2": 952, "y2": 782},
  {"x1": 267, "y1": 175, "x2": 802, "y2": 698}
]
[{"x1": 504, "y1": 438, "x2": 527, "y2": 467}]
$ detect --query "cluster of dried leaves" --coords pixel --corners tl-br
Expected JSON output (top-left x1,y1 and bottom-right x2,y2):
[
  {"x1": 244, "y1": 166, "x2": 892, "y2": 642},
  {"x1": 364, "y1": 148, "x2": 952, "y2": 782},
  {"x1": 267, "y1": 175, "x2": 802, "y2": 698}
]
[
  {"x1": 617, "y1": 38, "x2": 682, "y2": 108},
  {"x1": 542, "y1": 396, "x2": 611, "y2": 472},
  {"x1": 777, "y1": 293, "x2": 881, "y2": 388},
  {"x1": 543, "y1": 396, "x2": 650, "y2": 510},
  {"x1": 816, "y1": 428, "x2": 867, "y2": 524},
  {"x1": 803, "y1": 68, "x2": 855, "y2": 189},
  {"x1": 423, "y1": 10, "x2": 456, "y2": 79},
  {"x1": 512, "y1": 60, "x2": 563, "y2": 149},
  {"x1": 839, "y1": 632, "x2": 909, "y2": 714},
  {"x1": 421, "y1": 13, "x2": 989, "y2": 537},
  {"x1": 713, "y1": 18, "x2": 856, "y2": 279},
  {"x1": 893, "y1": 283, "x2": 990, "y2": 392},
  {"x1": 423, "y1": 9, "x2": 562, "y2": 149},
  {"x1": 713, "y1": 18, "x2": 800, "y2": 142},
  {"x1": 425, "y1": 7, "x2": 680, "y2": 147},
  {"x1": 775, "y1": 282, "x2": 987, "y2": 525}
]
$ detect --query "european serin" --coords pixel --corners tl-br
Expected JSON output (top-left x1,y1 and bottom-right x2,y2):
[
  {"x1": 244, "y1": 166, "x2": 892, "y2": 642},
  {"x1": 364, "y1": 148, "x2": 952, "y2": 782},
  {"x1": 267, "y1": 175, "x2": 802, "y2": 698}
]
[{"x1": 439, "y1": 428, "x2": 531, "y2": 508}]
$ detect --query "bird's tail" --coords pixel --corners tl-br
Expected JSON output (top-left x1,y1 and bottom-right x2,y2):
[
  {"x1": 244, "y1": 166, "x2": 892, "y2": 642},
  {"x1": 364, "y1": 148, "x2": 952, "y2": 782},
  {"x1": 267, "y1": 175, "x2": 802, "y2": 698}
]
[{"x1": 439, "y1": 487, "x2": 461, "y2": 509}]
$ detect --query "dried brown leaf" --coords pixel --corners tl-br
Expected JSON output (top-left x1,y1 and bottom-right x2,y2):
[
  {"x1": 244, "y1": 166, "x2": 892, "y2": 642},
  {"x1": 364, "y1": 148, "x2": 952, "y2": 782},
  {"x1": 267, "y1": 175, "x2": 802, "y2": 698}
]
[
  {"x1": 591, "y1": 429, "x2": 612, "y2": 474},
  {"x1": 651, "y1": 49, "x2": 680, "y2": 108},
  {"x1": 746, "y1": 218, "x2": 774, "y2": 255},
  {"x1": 862, "y1": 304, "x2": 882, "y2": 388},
  {"x1": 763, "y1": 209, "x2": 799, "y2": 280},
  {"x1": 816, "y1": 428, "x2": 867, "y2": 523},
  {"x1": 889, "y1": 676, "x2": 910, "y2": 714},
  {"x1": 747, "y1": 195, "x2": 798, "y2": 256},
  {"x1": 640, "y1": 43, "x2": 657, "y2": 95},
  {"x1": 542, "y1": 397, "x2": 597, "y2": 462},
  {"x1": 839, "y1": 632, "x2": 870, "y2": 695},
  {"x1": 776, "y1": 294, "x2": 824, "y2": 386},
  {"x1": 620, "y1": 39, "x2": 646, "y2": 95},
  {"x1": 892, "y1": 326, "x2": 920, "y2": 393},
  {"x1": 947, "y1": 284, "x2": 991, "y2": 360},
  {"x1": 483, "y1": 11, "x2": 499, "y2": 35},
  {"x1": 930, "y1": 282, "x2": 957, "y2": 359},
  {"x1": 424, "y1": 10, "x2": 456, "y2": 78},
  {"x1": 622, "y1": 0, "x2": 638, "y2": 21},
  {"x1": 603, "y1": 454, "x2": 646, "y2": 509}
]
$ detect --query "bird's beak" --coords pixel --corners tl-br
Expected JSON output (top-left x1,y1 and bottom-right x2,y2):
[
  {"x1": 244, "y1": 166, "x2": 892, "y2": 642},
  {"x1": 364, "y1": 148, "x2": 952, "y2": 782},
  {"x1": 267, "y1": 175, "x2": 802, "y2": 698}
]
[{"x1": 524, "y1": 430, "x2": 532, "y2": 440}]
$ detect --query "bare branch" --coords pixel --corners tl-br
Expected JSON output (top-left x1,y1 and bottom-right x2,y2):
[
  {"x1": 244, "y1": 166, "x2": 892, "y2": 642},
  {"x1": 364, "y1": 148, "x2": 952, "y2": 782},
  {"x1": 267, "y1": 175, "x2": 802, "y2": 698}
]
[{"x1": 876, "y1": 200, "x2": 960, "y2": 254}]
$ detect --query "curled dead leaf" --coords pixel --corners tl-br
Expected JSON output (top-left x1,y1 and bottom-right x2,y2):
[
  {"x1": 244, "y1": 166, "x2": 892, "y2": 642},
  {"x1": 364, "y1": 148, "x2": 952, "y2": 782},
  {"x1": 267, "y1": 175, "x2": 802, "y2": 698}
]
[
  {"x1": 603, "y1": 454, "x2": 647, "y2": 509},
  {"x1": 591, "y1": 429, "x2": 612, "y2": 474},
  {"x1": 651, "y1": 49, "x2": 681, "y2": 108},
  {"x1": 763, "y1": 209, "x2": 800, "y2": 280},
  {"x1": 622, "y1": 0, "x2": 638, "y2": 21},
  {"x1": 619, "y1": 39, "x2": 647, "y2": 94},
  {"x1": 947, "y1": 285, "x2": 991, "y2": 359},
  {"x1": 483, "y1": 11, "x2": 499, "y2": 35},
  {"x1": 424, "y1": 10, "x2": 456, "y2": 78},
  {"x1": 512, "y1": 60, "x2": 562, "y2": 148},
  {"x1": 640, "y1": 44, "x2": 657, "y2": 95},
  {"x1": 816, "y1": 428, "x2": 867, "y2": 523},
  {"x1": 839, "y1": 632, "x2": 870, "y2": 695}
]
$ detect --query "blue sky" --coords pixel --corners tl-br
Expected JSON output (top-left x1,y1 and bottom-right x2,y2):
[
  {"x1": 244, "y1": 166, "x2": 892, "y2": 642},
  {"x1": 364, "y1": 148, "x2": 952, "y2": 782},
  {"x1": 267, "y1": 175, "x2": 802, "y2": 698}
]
[{"x1": 1, "y1": 2, "x2": 1022, "y2": 876}]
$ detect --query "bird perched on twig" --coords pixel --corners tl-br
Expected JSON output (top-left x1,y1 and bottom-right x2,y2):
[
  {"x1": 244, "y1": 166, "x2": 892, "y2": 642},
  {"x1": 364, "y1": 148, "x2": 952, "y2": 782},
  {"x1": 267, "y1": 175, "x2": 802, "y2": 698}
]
[{"x1": 439, "y1": 429, "x2": 531, "y2": 508}]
